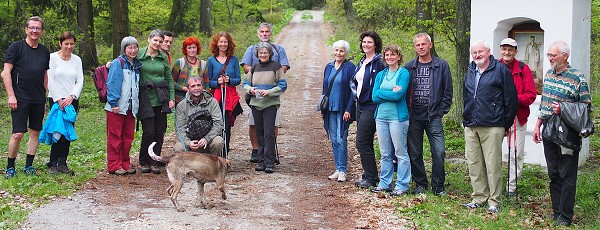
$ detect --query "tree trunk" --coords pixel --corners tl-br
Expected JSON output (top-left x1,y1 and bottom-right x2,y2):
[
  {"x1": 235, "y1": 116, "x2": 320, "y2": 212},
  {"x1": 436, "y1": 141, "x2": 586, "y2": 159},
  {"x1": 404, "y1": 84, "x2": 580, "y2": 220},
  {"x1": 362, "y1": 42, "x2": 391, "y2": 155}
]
[
  {"x1": 342, "y1": 0, "x2": 356, "y2": 21},
  {"x1": 111, "y1": 0, "x2": 129, "y2": 58},
  {"x1": 77, "y1": 0, "x2": 98, "y2": 70},
  {"x1": 166, "y1": 0, "x2": 181, "y2": 32},
  {"x1": 450, "y1": 0, "x2": 470, "y2": 123},
  {"x1": 416, "y1": 0, "x2": 438, "y2": 57},
  {"x1": 199, "y1": 0, "x2": 212, "y2": 35},
  {"x1": 224, "y1": 0, "x2": 234, "y2": 25}
]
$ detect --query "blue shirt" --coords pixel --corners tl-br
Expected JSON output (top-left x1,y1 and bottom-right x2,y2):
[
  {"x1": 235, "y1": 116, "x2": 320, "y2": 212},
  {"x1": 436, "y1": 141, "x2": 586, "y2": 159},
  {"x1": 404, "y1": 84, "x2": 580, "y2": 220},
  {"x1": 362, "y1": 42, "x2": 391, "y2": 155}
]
[
  {"x1": 326, "y1": 69, "x2": 342, "y2": 111},
  {"x1": 206, "y1": 56, "x2": 242, "y2": 89},
  {"x1": 376, "y1": 71, "x2": 400, "y2": 120},
  {"x1": 241, "y1": 42, "x2": 290, "y2": 69}
]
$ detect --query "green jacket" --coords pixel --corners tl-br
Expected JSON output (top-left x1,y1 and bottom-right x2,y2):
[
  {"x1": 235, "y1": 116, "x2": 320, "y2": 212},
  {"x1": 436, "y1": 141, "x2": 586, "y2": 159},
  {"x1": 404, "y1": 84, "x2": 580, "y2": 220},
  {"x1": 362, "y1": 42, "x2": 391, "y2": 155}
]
[{"x1": 137, "y1": 47, "x2": 175, "y2": 106}]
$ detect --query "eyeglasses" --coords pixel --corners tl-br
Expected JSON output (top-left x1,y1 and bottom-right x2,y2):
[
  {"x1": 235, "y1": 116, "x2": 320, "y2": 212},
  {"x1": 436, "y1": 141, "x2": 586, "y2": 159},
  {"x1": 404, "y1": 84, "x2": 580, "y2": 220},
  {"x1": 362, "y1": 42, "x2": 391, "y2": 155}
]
[
  {"x1": 546, "y1": 52, "x2": 565, "y2": 58},
  {"x1": 471, "y1": 50, "x2": 487, "y2": 55},
  {"x1": 27, "y1": 26, "x2": 42, "y2": 31}
]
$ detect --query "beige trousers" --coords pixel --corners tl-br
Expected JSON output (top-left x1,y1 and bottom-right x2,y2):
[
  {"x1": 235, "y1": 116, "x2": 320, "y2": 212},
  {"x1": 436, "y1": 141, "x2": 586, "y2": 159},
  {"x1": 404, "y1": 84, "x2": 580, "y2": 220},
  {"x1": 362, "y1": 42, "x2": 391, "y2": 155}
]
[
  {"x1": 505, "y1": 118, "x2": 526, "y2": 193},
  {"x1": 465, "y1": 126, "x2": 505, "y2": 207},
  {"x1": 174, "y1": 136, "x2": 224, "y2": 156}
]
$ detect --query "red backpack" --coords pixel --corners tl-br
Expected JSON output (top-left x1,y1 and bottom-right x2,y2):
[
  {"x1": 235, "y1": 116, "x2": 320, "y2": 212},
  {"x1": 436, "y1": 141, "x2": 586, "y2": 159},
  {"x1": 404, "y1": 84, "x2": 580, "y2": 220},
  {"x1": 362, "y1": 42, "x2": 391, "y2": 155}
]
[{"x1": 92, "y1": 57, "x2": 124, "y2": 103}]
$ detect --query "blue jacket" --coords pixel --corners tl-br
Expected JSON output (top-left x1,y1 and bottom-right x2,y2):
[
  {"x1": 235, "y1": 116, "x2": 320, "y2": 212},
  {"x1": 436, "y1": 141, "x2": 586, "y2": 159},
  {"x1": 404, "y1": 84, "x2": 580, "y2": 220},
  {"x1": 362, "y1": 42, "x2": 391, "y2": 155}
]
[
  {"x1": 39, "y1": 103, "x2": 78, "y2": 144},
  {"x1": 104, "y1": 55, "x2": 143, "y2": 116},
  {"x1": 463, "y1": 55, "x2": 518, "y2": 131},
  {"x1": 372, "y1": 67, "x2": 411, "y2": 121},
  {"x1": 350, "y1": 54, "x2": 385, "y2": 111},
  {"x1": 404, "y1": 56, "x2": 453, "y2": 120},
  {"x1": 322, "y1": 60, "x2": 356, "y2": 138}
]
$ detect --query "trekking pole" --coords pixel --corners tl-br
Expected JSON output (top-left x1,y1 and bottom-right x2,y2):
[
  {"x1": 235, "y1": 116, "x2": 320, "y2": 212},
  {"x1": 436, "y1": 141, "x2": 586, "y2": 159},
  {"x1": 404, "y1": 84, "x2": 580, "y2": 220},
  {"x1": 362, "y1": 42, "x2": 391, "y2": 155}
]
[
  {"x1": 221, "y1": 76, "x2": 228, "y2": 159},
  {"x1": 506, "y1": 124, "x2": 512, "y2": 198},
  {"x1": 513, "y1": 118, "x2": 519, "y2": 203}
]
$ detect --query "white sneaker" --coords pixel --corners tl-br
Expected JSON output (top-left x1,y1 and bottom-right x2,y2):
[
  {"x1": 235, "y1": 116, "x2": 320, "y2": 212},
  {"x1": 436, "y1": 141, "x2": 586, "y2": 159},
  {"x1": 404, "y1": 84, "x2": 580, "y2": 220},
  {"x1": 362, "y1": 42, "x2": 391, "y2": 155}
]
[
  {"x1": 328, "y1": 170, "x2": 339, "y2": 180},
  {"x1": 337, "y1": 172, "x2": 346, "y2": 182}
]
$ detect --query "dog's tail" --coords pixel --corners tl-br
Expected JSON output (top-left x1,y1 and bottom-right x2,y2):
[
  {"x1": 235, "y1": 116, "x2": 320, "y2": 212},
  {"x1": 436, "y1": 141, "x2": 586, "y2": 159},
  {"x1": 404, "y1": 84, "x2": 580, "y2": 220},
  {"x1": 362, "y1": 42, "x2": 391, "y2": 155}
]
[{"x1": 148, "y1": 142, "x2": 169, "y2": 163}]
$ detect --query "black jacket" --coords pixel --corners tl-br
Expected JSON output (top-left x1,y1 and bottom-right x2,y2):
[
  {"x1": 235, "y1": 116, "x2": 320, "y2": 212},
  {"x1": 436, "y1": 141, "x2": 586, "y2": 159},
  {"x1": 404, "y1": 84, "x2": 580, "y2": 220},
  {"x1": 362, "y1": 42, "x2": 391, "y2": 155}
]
[
  {"x1": 463, "y1": 55, "x2": 518, "y2": 131},
  {"x1": 138, "y1": 79, "x2": 171, "y2": 120},
  {"x1": 350, "y1": 54, "x2": 385, "y2": 111},
  {"x1": 404, "y1": 56, "x2": 453, "y2": 120}
]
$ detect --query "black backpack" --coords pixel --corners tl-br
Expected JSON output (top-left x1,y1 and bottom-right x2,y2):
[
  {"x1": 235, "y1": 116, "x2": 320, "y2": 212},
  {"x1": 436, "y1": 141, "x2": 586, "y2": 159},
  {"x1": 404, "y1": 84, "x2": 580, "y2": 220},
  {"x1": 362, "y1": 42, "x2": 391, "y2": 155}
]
[{"x1": 186, "y1": 109, "x2": 213, "y2": 141}]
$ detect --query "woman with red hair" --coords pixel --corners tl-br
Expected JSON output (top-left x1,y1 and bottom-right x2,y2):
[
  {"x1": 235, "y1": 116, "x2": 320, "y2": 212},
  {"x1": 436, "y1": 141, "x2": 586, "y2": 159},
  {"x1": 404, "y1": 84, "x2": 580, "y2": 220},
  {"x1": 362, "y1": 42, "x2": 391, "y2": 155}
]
[
  {"x1": 206, "y1": 32, "x2": 242, "y2": 157},
  {"x1": 172, "y1": 37, "x2": 207, "y2": 104}
]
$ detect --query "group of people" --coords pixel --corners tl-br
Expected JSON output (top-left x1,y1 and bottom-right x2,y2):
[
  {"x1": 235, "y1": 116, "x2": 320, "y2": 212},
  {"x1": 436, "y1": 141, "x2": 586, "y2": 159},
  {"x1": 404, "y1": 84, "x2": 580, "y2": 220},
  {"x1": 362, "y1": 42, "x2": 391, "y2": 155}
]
[{"x1": 320, "y1": 32, "x2": 590, "y2": 226}]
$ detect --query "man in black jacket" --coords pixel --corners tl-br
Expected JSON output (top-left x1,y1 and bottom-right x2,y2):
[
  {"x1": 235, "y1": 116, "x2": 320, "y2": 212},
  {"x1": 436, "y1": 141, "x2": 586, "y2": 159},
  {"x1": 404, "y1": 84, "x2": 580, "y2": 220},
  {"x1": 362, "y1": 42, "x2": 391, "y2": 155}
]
[
  {"x1": 462, "y1": 41, "x2": 517, "y2": 213},
  {"x1": 404, "y1": 33, "x2": 453, "y2": 196}
]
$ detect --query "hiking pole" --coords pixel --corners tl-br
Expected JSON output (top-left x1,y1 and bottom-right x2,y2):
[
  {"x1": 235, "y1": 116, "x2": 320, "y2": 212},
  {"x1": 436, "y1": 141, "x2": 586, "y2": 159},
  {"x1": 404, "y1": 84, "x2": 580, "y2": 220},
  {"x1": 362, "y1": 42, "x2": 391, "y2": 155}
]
[
  {"x1": 513, "y1": 118, "x2": 519, "y2": 203},
  {"x1": 221, "y1": 77, "x2": 228, "y2": 159},
  {"x1": 507, "y1": 124, "x2": 512, "y2": 199}
]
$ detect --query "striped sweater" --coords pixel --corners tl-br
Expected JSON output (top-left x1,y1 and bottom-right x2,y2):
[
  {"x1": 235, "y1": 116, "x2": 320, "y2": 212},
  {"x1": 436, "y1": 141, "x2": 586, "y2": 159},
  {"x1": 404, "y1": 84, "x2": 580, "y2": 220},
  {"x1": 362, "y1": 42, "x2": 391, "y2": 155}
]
[
  {"x1": 538, "y1": 65, "x2": 591, "y2": 119},
  {"x1": 242, "y1": 60, "x2": 287, "y2": 110}
]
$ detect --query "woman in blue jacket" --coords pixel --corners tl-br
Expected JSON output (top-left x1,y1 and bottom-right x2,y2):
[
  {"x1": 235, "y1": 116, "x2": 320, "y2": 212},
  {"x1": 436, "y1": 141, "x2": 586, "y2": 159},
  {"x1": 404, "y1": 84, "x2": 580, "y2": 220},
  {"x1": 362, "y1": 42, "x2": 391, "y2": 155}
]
[
  {"x1": 321, "y1": 40, "x2": 356, "y2": 182},
  {"x1": 371, "y1": 44, "x2": 411, "y2": 196},
  {"x1": 351, "y1": 31, "x2": 385, "y2": 189}
]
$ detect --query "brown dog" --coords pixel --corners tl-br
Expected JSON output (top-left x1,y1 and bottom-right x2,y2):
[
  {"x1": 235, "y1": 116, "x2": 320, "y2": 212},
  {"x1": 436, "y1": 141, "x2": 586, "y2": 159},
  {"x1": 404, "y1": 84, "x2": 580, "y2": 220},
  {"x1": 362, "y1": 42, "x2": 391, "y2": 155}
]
[{"x1": 148, "y1": 142, "x2": 230, "y2": 212}]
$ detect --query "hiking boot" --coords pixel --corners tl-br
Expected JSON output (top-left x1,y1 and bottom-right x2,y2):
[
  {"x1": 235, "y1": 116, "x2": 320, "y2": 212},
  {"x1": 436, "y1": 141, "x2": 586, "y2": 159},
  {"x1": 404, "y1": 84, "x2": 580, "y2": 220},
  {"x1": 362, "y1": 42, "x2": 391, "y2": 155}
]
[
  {"x1": 390, "y1": 189, "x2": 408, "y2": 197},
  {"x1": 463, "y1": 202, "x2": 483, "y2": 209},
  {"x1": 140, "y1": 166, "x2": 151, "y2": 173},
  {"x1": 249, "y1": 149, "x2": 259, "y2": 163},
  {"x1": 4, "y1": 168, "x2": 16, "y2": 179},
  {"x1": 328, "y1": 170, "x2": 340, "y2": 180},
  {"x1": 264, "y1": 167, "x2": 274, "y2": 174},
  {"x1": 355, "y1": 179, "x2": 376, "y2": 189},
  {"x1": 57, "y1": 165, "x2": 75, "y2": 176},
  {"x1": 109, "y1": 168, "x2": 127, "y2": 175},
  {"x1": 413, "y1": 186, "x2": 426, "y2": 194},
  {"x1": 48, "y1": 166, "x2": 60, "y2": 174},
  {"x1": 23, "y1": 166, "x2": 37, "y2": 176},
  {"x1": 255, "y1": 165, "x2": 266, "y2": 171},
  {"x1": 125, "y1": 167, "x2": 136, "y2": 174},
  {"x1": 337, "y1": 172, "x2": 346, "y2": 182},
  {"x1": 370, "y1": 186, "x2": 392, "y2": 193},
  {"x1": 151, "y1": 166, "x2": 161, "y2": 174}
]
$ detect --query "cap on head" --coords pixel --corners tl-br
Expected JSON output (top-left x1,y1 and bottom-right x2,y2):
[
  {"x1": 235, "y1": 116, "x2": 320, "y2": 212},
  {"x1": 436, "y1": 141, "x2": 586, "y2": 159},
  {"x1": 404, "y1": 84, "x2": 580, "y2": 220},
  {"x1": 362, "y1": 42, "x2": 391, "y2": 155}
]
[{"x1": 500, "y1": 38, "x2": 517, "y2": 48}]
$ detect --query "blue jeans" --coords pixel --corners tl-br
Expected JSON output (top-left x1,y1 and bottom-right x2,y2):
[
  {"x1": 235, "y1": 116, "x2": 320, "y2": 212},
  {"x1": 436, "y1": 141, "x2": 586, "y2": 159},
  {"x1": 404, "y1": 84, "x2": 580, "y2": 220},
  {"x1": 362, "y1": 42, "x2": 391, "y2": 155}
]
[
  {"x1": 376, "y1": 119, "x2": 410, "y2": 191},
  {"x1": 328, "y1": 111, "x2": 348, "y2": 172},
  {"x1": 407, "y1": 117, "x2": 446, "y2": 193}
]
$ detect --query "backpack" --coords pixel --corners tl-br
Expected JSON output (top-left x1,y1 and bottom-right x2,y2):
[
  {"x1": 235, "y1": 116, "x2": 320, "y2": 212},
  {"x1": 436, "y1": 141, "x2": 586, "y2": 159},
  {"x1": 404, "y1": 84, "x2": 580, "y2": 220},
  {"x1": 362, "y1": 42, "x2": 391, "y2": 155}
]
[
  {"x1": 186, "y1": 109, "x2": 213, "y2": 141},
  {"x1": 93, "y1": 57, "x2": 124, "y2": 103}
]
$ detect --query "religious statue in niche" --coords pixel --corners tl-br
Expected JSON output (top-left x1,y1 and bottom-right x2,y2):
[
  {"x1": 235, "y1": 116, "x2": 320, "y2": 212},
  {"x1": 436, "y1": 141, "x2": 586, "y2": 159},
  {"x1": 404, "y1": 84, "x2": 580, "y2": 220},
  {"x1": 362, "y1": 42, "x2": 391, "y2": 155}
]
[{"x1": 515, "y1": 32, "x2": 544, "y2": 94}]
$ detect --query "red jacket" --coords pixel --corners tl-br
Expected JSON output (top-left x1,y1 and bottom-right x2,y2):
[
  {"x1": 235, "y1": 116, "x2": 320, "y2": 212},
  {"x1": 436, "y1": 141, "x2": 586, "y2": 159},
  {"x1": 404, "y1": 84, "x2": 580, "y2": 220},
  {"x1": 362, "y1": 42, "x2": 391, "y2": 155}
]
[{"x1": 500, "y1": 58, "x2": 537, "y2": 126}]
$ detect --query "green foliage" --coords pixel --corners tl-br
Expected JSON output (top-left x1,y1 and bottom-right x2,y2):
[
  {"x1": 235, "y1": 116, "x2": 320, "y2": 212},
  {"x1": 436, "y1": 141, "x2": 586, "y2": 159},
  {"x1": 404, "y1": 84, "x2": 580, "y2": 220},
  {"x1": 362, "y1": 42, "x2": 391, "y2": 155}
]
[{"x1": 287, "y1": 0, "x2": 324, "y2": 10}]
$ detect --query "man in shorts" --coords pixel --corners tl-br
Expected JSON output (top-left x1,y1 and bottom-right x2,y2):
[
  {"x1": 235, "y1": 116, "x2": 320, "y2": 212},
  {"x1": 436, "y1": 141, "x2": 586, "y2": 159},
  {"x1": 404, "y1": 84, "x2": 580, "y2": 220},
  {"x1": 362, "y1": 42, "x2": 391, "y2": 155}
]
[
  {"x1": 2, "y1": 16, "x2": 50, "y2": 179},
  {"x1": 241, "y1": 22, "x2": 290, "y2": 162}
]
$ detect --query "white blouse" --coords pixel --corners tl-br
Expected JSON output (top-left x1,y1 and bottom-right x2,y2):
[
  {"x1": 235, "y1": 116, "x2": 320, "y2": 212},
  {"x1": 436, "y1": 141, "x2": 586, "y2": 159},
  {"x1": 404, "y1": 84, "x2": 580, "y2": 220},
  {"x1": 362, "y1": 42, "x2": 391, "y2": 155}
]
[{"x1": 48, "y1": 51, "x2": 84, "y2": 102}]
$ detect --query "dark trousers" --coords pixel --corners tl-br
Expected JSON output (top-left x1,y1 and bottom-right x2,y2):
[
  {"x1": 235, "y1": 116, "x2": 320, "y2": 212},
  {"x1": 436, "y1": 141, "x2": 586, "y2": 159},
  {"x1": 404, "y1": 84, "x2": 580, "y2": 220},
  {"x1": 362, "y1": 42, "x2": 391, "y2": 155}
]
[
  {"x1": 223, "y1": 110, "x2": 232, "y2": 154},
  {"x1": 47, "y1": 98, "x2": 79, "y2": 167},
  {"x1": 355, "y1": 107, "x2": 378, "y2": 184},
  {"x1": 407, "y1": 117, "x2": 446, "y2": 193},
  {"x1": 252, "y1": 105, "x2": 277, "y2": 168},
  {"x1": 543, "y1": 137, "x2": 579, "y2": 223},
  {"x1": 139, "y1": 106, "x2": 167, "y2": 166}
]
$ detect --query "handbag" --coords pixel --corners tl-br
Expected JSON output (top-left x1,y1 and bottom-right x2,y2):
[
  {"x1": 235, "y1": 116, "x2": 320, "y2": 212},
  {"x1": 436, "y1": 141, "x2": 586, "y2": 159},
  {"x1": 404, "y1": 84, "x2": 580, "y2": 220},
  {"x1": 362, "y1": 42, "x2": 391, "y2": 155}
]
[{"x1": 318, "y1": 61, "x2": 346, "y2": 113}]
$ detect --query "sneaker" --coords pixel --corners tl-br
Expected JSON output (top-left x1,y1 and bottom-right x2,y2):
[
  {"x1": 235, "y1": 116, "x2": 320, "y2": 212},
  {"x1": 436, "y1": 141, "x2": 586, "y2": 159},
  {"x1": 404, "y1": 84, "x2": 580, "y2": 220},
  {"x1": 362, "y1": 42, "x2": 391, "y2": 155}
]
[
  {"x1": 487, "y1": 206, "x2": 500, "y2": 213},
  {"x1": 463, "y1": 202, "x2": 483, "y2": 209},
  {"x1": 328, "y1": 170, "x2": 340, "y2": 180},
  {"x1": 370, "y1": 186, "x2": 392, "y2": 193},
  {"x1": 151, "y1": 166, "x2": 161, "y2": 174},
  {"x1": 140, "y1": 166, "x2": 151, "y2": 173},
  {"x1": 23, "y1": 166, "x2": 37, "y2": 176},
  {"x1": 57, "y1": 165, "x2": 75, "y2": 176},
  {"x1": 4, "y1": 168, "x2": 16, "y2": 179},
  {"x1": 390, "y1": 189, "x2": 407, "y2": 197},
  {"x1": 337, "y1": 172, "x2": 346, "y2": 182}
]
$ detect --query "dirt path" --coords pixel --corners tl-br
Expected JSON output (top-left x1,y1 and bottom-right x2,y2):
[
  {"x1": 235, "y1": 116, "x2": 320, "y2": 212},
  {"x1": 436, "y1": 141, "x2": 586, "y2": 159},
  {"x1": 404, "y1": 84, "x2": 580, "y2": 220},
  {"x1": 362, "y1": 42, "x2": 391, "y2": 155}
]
[{"x1": 22, "y1": 11, "x2": 406, "y2": 229}]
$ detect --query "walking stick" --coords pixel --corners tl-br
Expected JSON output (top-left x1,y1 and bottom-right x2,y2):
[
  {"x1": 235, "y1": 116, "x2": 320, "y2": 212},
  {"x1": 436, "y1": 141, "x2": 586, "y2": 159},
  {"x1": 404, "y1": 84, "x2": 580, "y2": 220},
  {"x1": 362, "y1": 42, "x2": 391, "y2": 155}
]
[
  {"x1": 507, "y1": 124, "x2": 512, "y2": 198},
  {"x1": 221, "y1": 78, "x2": 228, "y2": 159}
]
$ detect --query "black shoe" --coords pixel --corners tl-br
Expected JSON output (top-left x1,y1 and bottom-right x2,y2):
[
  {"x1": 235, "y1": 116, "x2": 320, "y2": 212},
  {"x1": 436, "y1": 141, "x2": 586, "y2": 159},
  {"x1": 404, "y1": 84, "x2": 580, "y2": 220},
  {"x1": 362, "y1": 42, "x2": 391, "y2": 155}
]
[
  {"x1": 48, "y1": 166, "x2": 60, "y2": 174},
  {"x1": 413, "y1": 186, "x2": 426, "y2": 194},
  {"x1": 140, "y1": 166, "x2": 151, "y2": 173},
  {"x1": 370, "y1": 186, "x2": 392, "y2": 193},
  {"x1": 390, "y1": 189, "x2": 407, "y2": 197},
  {"x1": 264, "y1": 167, "x2": 274, "y2": 173},
  {"x1": 255, "y1": 165, "x2": 266, "y2": 171},
  {"x1": 249, "y1": 149, "x2": 259, "y2": 163},
  {"x1": 555, "y1": 215, "x2": 572, "y2": 226},
  {"x1": 151, "y1": 166, "x2": 161, "y2": 174},
  {"x1": 57, "y1": 165, "x2": 75, "y2": 176},
  {"x1": 355, "y1": 179, "x2": 375, "y2": 189}
]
